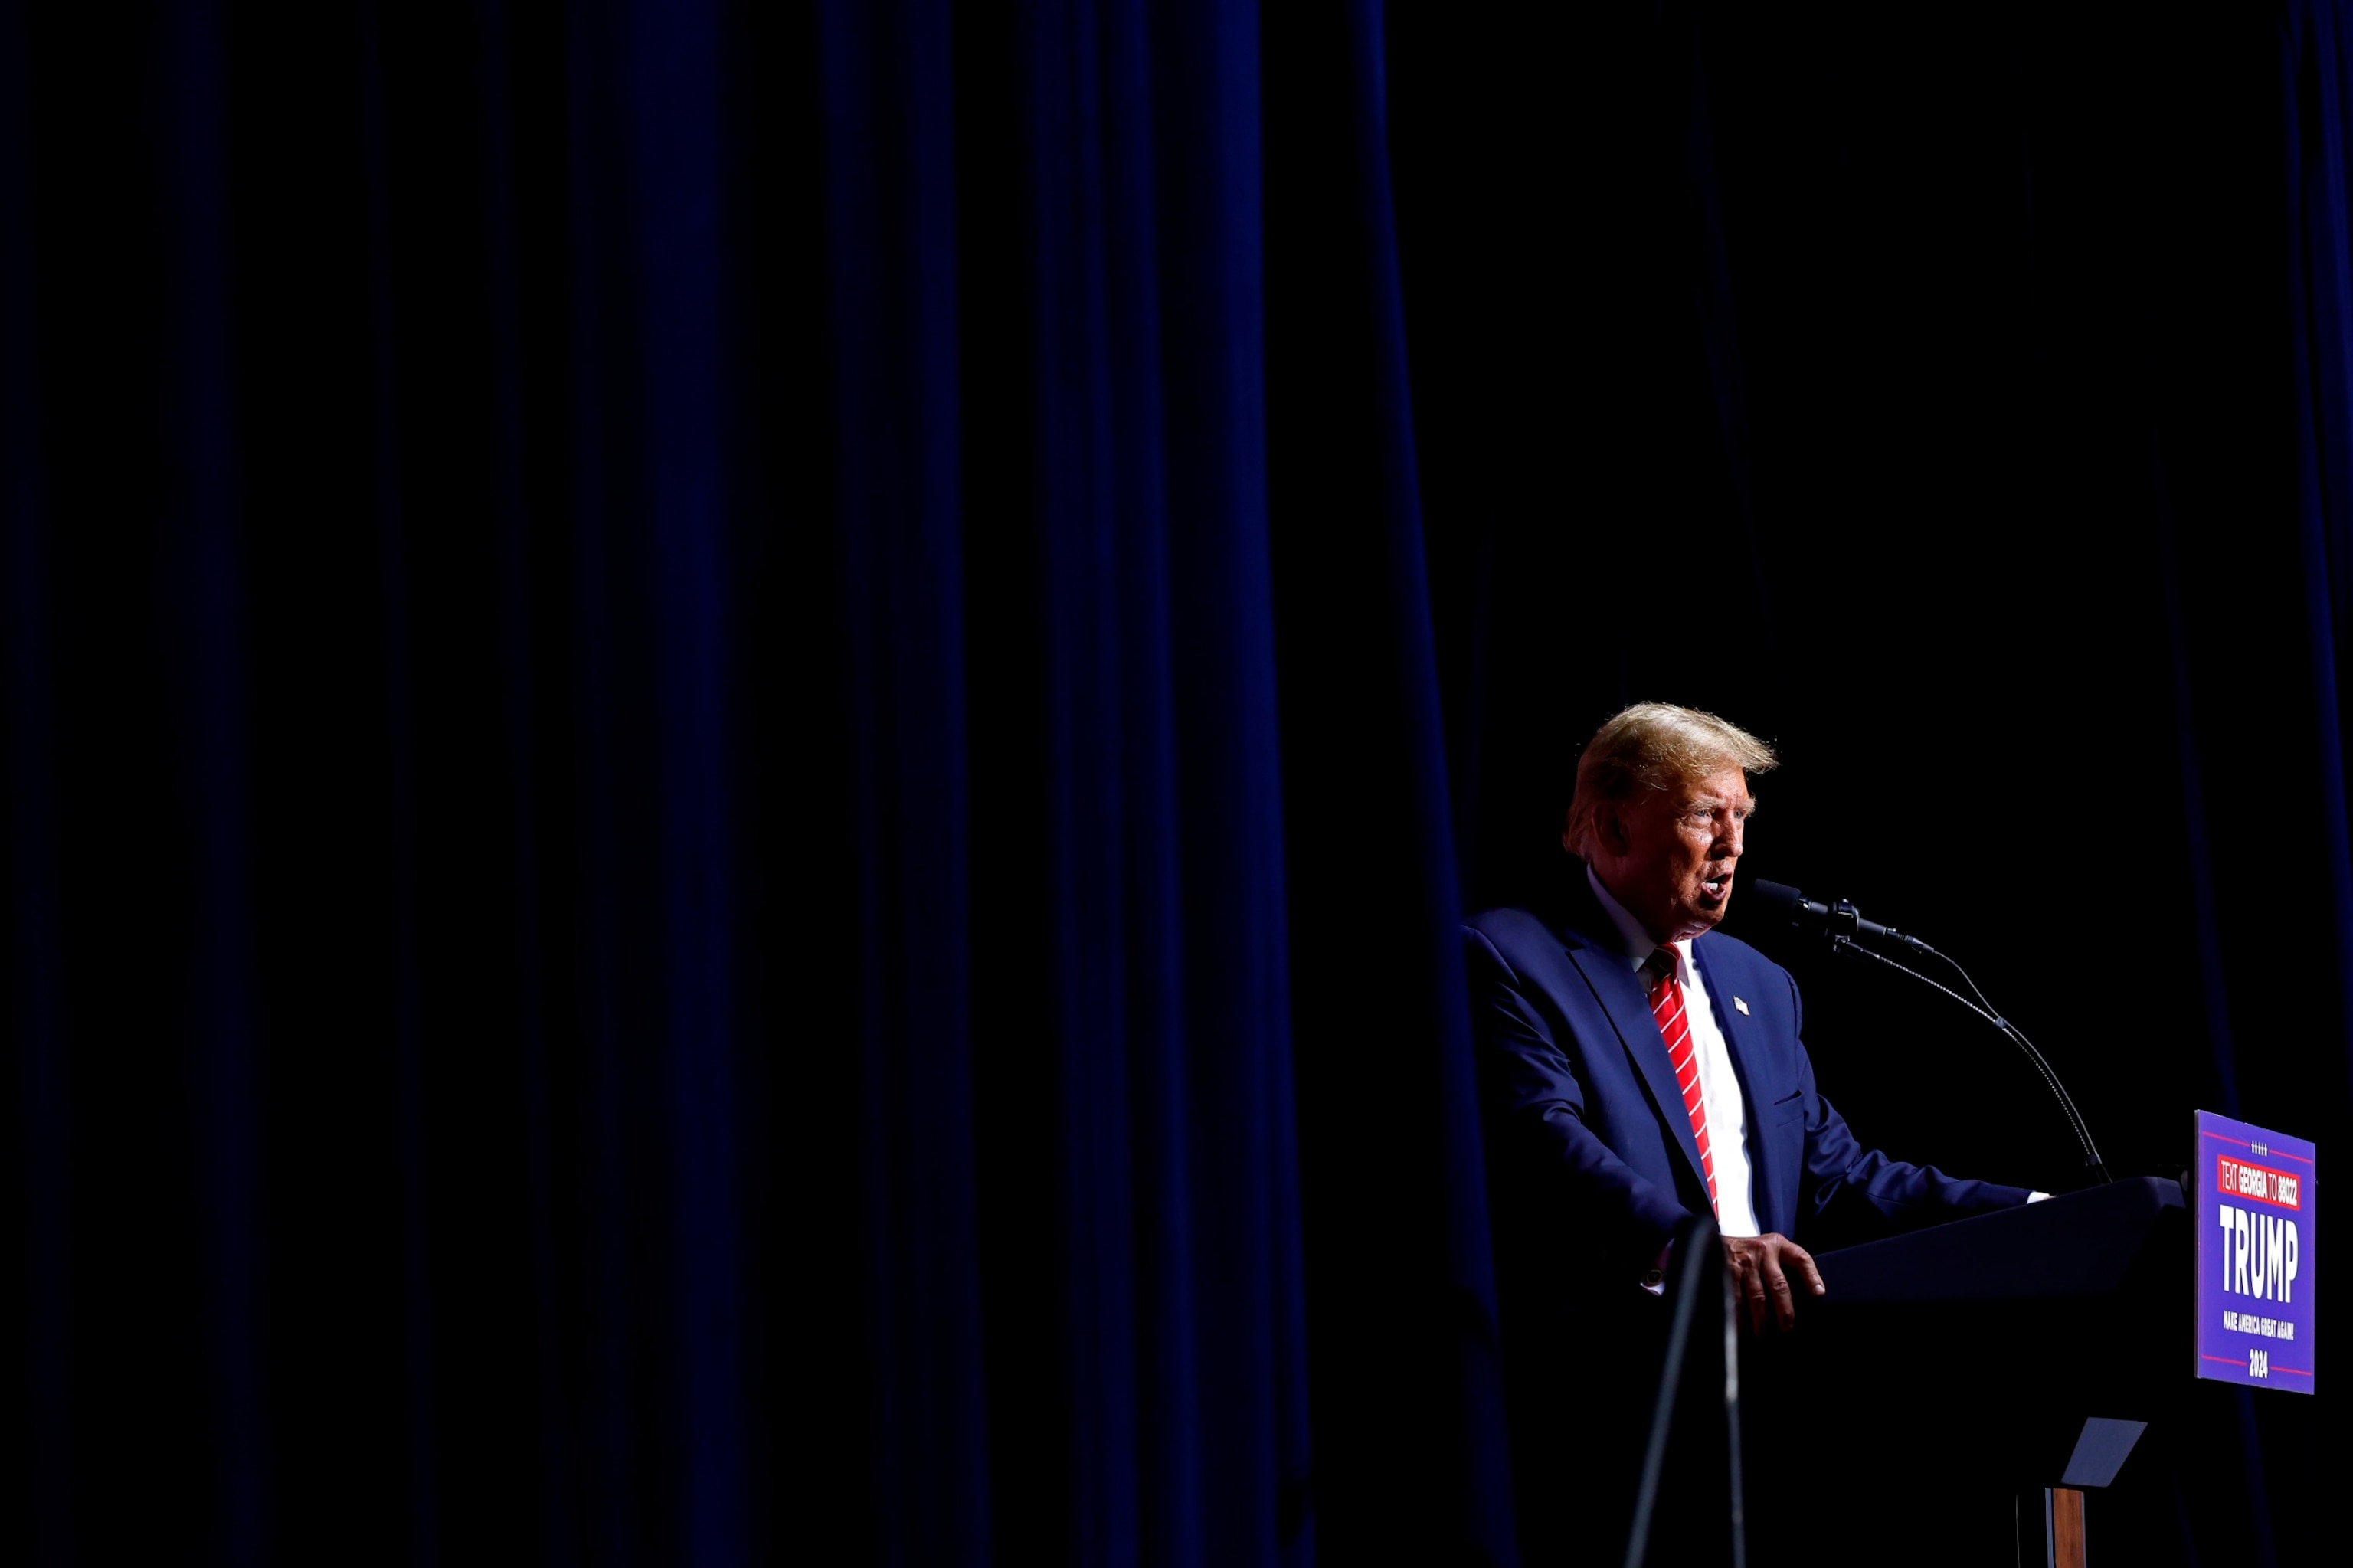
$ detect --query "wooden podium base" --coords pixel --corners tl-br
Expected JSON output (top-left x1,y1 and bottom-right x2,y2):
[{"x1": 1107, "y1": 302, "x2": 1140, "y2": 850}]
[{"x1": 2021, "y1": 1487, "x2": 2085, "y2": 1567}]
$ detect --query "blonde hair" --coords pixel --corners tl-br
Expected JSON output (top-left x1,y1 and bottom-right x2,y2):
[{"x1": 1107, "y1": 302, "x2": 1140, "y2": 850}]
[{"x1": 1564, "y1": 702, "x2": 1779, "y2": 855}]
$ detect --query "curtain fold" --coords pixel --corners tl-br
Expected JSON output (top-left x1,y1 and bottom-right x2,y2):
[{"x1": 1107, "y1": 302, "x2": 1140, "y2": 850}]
[
  {"x1": 1262, "y1": 2, "x2": 1516, "y2": 1560},
  {"x1": 2283, "y1": 0, "x2": 2353, "y2": 1106}
]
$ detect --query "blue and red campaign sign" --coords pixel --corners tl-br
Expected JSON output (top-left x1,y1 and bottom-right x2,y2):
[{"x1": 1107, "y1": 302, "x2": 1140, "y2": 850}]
[{"x1": 2194, "y1": 1111, "x2": 2315, "y2": 1392}]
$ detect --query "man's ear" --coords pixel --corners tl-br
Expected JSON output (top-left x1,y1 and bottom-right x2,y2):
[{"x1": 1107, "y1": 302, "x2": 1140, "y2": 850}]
[{"x1": 1592, "y1": 801, "x2": 1629, "y2": 856}]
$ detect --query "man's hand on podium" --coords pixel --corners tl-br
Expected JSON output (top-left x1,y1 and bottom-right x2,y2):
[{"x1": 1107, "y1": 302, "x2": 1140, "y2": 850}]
[{"x1": 1722, "y1": 1232, "x2": 1826, "y2": 1333}]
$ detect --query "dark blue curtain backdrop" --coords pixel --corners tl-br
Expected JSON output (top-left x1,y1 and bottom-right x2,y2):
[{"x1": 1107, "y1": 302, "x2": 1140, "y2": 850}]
[{"x1": 3, "y1": 2, "x2": 2351, "y2": 1565}]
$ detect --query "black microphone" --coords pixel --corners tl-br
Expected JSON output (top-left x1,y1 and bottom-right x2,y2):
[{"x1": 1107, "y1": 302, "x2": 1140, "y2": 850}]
[
  {"x1": 1741, "y1": 877, "x2": 2109, "y2": 1182},
  {"x1": 1746, "y1": 879, "x2": 1929, "y2": 954}
]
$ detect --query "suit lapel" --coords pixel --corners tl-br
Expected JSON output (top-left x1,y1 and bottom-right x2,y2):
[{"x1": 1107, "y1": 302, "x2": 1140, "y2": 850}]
[
  {"x1": 1563, "y1": 937, "x2": 1710, "y2": 1195},
  {"x1": 1692, "y1": 941, "x2": 1782, "y2": 1232}
]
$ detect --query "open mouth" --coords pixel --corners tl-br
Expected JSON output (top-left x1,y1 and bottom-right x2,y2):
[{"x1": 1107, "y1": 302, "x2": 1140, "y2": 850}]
[{"x1": 1699, "y1": 872, "x2": 1729, "y2": 902}]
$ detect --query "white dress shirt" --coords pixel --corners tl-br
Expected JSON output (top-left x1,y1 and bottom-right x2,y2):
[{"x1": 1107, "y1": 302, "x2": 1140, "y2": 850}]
[{"x1": 1587, "y1": 866, "x2": 1762, "y2": 1239}]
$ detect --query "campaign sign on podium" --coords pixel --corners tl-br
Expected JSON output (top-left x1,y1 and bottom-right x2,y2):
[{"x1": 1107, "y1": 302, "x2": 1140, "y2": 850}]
[{"x1": 2194, "y1": 1111, "x2": 2315, "y2": 1391}]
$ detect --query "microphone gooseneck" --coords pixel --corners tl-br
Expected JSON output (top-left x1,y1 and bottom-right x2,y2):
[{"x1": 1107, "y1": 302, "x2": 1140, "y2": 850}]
[
  {"x1": 1833, "y1": 940, "x2": 2107, "y2": 1181},
  {"x1": 1745, "y1": 879, "x2": 2109, "y2": 1182}
]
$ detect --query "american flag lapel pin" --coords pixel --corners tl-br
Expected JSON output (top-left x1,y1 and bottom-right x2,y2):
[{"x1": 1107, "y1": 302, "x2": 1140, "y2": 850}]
[{"x1": 1733, "y1": 996, "x2": 1750, "y2": 1016}]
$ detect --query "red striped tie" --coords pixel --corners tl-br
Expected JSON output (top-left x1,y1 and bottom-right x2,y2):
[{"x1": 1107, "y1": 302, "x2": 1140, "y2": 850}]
[{"x1": 1644, "y1": 948, "x2": 1716, "y2": 1214}]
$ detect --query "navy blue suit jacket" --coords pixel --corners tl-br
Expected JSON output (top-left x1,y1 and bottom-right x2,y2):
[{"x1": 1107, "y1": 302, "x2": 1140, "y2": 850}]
[{"x1": 1465, "y1": 859, "x2": 2029, "y2": 1288}]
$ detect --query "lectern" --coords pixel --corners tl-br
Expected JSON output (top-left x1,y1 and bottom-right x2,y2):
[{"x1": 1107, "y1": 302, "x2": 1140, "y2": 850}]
[{"x1": 1781, "y1": 1179, "x2": 2190, "y2": 1567}]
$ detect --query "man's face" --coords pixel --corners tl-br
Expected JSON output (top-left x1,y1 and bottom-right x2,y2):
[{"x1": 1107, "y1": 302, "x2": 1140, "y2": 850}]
[{"x1": 1590, "y1": 764, "x2": 1754, "y2": 944}]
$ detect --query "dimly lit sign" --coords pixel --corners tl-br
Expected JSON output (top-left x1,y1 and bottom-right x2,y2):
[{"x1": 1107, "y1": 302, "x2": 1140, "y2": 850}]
[{"x1": 2194, "y1": 1111, "x2": 2315, "y2": 1392}]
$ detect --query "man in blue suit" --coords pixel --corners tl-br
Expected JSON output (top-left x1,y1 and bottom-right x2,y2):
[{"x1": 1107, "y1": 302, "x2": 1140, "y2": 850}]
[{"x1": 1465, "y1": 702, "x2": 2031, "y2": 1556}]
